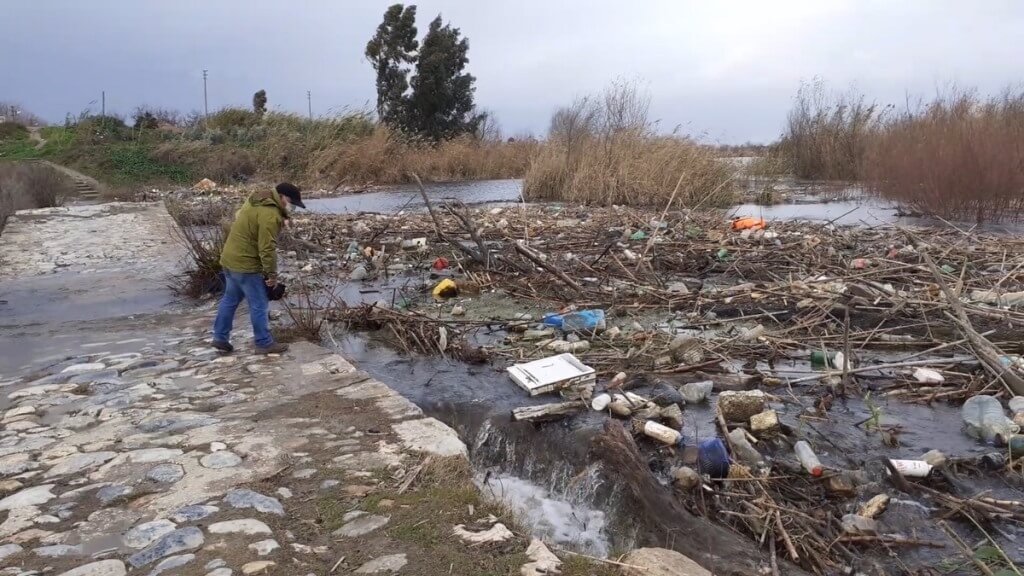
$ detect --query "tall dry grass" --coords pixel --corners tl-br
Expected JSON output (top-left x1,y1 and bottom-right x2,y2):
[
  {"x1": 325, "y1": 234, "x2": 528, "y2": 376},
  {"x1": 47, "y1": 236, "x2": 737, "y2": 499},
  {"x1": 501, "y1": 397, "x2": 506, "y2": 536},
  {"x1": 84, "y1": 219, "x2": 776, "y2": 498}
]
[
  {"x1": 0, "y1": 162, "x2": 73, "y2": 232},
  {"x1": 523, "y1": 81, "x2": 734, "y2": 207},
  {"x1": 309, "y1": 126, "x2": 535, "y2": 185},
  {"x1": 777, "y1": 80, "x2": 884, "y2": 180},
  {"x1": 864, "y1": 89, "x2": 1024, "y2": 222}
]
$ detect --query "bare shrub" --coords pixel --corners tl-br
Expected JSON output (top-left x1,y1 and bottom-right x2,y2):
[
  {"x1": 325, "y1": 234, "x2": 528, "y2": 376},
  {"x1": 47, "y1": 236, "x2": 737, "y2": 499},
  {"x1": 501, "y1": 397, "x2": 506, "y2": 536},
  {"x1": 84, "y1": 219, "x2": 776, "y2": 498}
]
[
  {"x1": 864, "y1": 88, "x2": 1024, "y2": 222},
  {"x1": 776, "y1": 80, "x2": 884, "y2": 180},
  {"x1": 0, "y1": 162, "x2": 73, "y2": 231},
  {"x1": 166, "y1": 197, "x2": 236, "y2": 297},
  {"x1": 523, "y1": 80, "x2": 734, "y2": 207},
  {"x1": 0, "y1": 102, "x2": 46, "y2": 126}
]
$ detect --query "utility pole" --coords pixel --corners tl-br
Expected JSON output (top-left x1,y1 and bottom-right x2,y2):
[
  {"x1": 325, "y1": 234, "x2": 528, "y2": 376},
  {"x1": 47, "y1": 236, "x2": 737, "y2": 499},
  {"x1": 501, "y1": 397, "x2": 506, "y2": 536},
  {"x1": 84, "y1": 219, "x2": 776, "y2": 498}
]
[
  {"x1": 202, "y1": 70, "x2": 209, "y2": 117},
  {"x1": 101, "y1": 91, "x2": 105, "y2": 116},
  {"x1": 307, "y1": 90, "x2": 312, "y2": 120}
]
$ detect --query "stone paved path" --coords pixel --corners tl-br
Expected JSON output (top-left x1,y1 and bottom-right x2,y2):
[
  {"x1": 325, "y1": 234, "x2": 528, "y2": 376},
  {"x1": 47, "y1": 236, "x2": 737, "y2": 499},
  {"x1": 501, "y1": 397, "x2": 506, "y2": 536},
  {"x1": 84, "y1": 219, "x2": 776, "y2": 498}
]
[{"x1": 0, "y1": 204, "x2": 469, "y2": 576}]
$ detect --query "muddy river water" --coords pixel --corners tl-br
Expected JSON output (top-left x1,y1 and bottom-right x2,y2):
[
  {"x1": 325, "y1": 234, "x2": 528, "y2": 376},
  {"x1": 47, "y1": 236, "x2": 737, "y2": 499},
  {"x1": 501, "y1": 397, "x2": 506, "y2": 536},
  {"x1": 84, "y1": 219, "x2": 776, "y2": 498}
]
[{"x1": 304, "y1": 179, "x2": 1024, "y2": 572}]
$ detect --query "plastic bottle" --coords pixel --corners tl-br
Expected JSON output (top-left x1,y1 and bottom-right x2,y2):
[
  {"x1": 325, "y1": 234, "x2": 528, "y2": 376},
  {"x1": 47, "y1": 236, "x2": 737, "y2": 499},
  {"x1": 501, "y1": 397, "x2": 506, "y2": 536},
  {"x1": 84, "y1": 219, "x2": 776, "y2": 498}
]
[
  {"x1": 961, "y1": 395, "x2": 1020, "y2": 444},
  {"x1": 643, "y1": 421, "x2": 682, "y2": 446},
  {"x1": 680, "y1": 381, "x2": 714, "y2": 404},
  {"x1": 727, "y1": 429, "x2": 763, "y2": 466},
  {"x1": 590, "y1": 393, "x2": 612, "y2": 411},
  {"x1": 794, "y1": 441, "x2": 823, "y2": 476},
  {"x1": 888, "y1": 459, "x2": 933, "y2": 478}
]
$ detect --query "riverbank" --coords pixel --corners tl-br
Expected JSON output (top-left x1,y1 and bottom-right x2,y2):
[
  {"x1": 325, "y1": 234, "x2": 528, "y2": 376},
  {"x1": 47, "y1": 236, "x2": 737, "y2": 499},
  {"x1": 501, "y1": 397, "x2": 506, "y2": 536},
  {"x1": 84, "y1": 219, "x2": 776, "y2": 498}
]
[
  {"x1": 173, "y1": 187, "x2": 1024, "y2": 574},
  {"x1": 0, "y1": 203, "x2": 618, "y2": 576}
]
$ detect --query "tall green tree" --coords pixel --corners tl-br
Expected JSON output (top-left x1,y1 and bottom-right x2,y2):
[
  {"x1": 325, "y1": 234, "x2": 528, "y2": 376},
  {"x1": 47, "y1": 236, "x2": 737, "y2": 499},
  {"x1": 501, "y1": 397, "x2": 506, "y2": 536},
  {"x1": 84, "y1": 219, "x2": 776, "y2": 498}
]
[
  {"x1": 406, "y1": 15, "x2": 481, "y2": 141},
  {"x1": 252, "y1": 90, "x2": 267, "y2": 116},
  {"x1": 365, "y1": 4, "x2": 418, "y2": 127}
]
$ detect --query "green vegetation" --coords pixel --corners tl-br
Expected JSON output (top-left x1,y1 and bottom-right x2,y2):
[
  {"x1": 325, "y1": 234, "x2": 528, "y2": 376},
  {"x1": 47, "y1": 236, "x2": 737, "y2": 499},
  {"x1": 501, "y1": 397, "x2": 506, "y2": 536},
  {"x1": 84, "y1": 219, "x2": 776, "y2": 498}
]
[{"x1": 367, "y1": 4, "x2": 483, "y2": 140}]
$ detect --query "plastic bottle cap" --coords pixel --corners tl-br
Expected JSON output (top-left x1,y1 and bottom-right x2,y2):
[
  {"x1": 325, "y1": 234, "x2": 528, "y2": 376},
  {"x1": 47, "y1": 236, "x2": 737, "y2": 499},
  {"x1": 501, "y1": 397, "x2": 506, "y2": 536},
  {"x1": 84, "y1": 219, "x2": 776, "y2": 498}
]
[{"x1": 810, "y1": 466, "x2": 823, "y2": 477}]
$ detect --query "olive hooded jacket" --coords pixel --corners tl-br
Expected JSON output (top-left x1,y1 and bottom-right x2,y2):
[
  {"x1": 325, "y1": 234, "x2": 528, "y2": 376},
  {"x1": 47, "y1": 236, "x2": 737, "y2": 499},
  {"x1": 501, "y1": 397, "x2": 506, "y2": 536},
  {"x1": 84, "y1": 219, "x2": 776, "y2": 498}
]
[{"x1": 219, "y1": 189, "x2": 287, "y2": 278}]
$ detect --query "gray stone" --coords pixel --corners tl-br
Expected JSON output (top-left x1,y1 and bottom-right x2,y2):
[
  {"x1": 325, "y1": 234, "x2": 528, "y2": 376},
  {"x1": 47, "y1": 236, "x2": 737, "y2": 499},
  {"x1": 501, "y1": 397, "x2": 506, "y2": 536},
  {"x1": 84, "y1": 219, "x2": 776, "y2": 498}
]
[
  {"x1": 127, "y1": 527, "x2": 204, "y2": 567},
  {"x1": 292, "y1": 468, "x2": 316, "y2": 479},
  {"x1": 248, "y1": 539, "x2": 280, "y2": 556},
  {"x1": 146, "y1": 463, "x2": 184, "y2": 483},
  {"x1": 276, "y1": 487, "x2": 292, "y2": 499},
  {"x1": 124, "y1": 448, "x2": 184, "y2": 463},
  {"x1": 34, "y1": 544, "x2": 83, "y2": 557},
  {"x1": 124, "y1": 519, "x2": 177, "y2": 548},
  {"x1": 320, "y1": 479, "x2": 340, "y2": 490},
  {"x1": 0, "y1": 543, "x2": 23, "y2": 562},
  {"x1": 148, "y1": 553, "x2": 194, "y2": 576},
  {"x1": 0, "y1": 452, "x2": 38, "y2": 476},
  {"x1": 392, "y1": 418, "x2": 467, "y2": 457},
  {"x1": 137, "y1": 412, "x2": 217, "y2": 434},
  {"x1": 97, "y1": 484, "x2": 133, "y2": 504},
  {"x1": 208, "y1": 519, "x2": 272, "y2": 536},
  {"x1": 61, "y1": 363, "x2": 106, "y2": 375},
  {"x1": 224, "y1": 489, "x2": 284, "y2": 516},
  {"x1": 205, "y1": 559, "x2": 226, "y2": 570},
  {"x1": 0, "y1": 484, "x2": 56, "y2": 510},
  {"x1": 199, "y1": 451, "x2": 242, "y2": 469},
  {"x1": 206, "y1": 569, "x2": 233, "y2": 576},
  {"x1": 333, "y1": 514, "x2": 390, "y2": 537},
  {"x1": 241, "y1": 561, "x2": 276, "y2": 574},
  {"x1": 56, "y1": 560, "x2": 128, "y2": 576},
  {"x1": 619, "y1": 548, "x2": 711, "y2": 576},
  {"x1": 69, "y1": 370, "x2": 122, "y2": 386},
  {"x1": 169, "y1": 504, "x2": 219, "y2": 523},
  {"x1": 3, "y1": 406, "x2": 36, "y2": 420},
  {"x1": 354, "y1": 554, "x2": 407, "y2": 573},
  {"x1": 45, "y1": 451, "x2": 117, "y2": 477}
]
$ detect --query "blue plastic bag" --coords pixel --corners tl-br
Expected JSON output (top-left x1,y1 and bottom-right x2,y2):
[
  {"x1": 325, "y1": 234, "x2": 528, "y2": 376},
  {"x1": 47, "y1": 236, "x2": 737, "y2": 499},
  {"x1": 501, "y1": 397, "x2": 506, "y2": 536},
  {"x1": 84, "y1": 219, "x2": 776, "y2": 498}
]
[{"x1": 543, "y1": 309, "x2": 606, "y2": 332}]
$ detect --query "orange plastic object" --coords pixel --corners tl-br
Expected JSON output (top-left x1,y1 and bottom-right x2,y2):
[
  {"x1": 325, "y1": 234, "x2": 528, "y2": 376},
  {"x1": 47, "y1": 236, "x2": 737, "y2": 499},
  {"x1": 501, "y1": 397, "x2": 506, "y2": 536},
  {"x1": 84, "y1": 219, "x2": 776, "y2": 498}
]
[{"x1": 731, "y1": 217, "x2": 766, "y2": 231}]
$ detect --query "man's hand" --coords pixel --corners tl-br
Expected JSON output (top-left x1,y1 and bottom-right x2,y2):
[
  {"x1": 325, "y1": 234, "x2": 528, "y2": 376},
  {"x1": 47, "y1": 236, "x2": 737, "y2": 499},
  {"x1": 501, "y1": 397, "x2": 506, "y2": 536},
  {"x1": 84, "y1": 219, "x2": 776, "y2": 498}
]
[{"x1": 265, "y1": 277, "x2": 277, "y2": 287}]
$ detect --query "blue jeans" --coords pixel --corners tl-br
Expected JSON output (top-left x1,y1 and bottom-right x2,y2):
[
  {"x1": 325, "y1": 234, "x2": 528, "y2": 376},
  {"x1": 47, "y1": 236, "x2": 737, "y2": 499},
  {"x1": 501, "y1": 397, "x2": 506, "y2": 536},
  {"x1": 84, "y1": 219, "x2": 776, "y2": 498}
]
[{"x1": 212, "y1": 270, "x2": 273, "y2": 348}]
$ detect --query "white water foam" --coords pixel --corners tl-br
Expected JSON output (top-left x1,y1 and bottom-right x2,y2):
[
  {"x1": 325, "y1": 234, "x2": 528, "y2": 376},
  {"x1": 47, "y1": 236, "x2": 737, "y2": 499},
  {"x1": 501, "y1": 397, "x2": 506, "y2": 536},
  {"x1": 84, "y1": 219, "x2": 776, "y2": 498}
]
[{"x1": 477, "y1": 472, "x2": 610, "y2": 557}]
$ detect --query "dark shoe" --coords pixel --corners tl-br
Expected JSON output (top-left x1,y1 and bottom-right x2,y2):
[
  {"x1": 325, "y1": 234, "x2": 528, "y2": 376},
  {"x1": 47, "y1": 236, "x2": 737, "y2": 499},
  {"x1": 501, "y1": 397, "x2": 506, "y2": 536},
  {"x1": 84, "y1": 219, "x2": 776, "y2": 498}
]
[
  {"x1": 211, "y1": 340, "x2": 233, "y2": 353},
  {"x1": 255, "y1": 342, "x2": 289, "y2": 355}
]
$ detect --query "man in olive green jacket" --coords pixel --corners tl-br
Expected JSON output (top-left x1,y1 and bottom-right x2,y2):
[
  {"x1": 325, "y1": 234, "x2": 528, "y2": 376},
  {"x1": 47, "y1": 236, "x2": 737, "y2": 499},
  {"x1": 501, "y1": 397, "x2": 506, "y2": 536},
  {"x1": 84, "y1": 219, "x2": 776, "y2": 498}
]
[{"x1": 212, "y1": 182, "x2": 305, "y2": 354}]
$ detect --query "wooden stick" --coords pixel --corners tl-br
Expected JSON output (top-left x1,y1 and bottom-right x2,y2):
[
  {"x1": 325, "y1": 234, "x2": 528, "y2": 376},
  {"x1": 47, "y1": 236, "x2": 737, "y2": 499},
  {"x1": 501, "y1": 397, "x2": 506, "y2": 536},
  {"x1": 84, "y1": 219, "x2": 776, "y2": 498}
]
[
  {"x1": 514, "y1": 240, "x2": 582, "y2": 292},
  {"x1": 397, "y1": 456, "x2": 432, "y2": 495}
]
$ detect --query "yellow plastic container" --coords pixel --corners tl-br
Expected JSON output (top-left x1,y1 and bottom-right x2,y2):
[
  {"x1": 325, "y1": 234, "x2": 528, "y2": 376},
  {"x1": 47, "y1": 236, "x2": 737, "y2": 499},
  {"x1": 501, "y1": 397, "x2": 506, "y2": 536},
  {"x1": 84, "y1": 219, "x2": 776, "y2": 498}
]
[{"x1": 432, "y1": 278, "x2": 458, "y2": 299}]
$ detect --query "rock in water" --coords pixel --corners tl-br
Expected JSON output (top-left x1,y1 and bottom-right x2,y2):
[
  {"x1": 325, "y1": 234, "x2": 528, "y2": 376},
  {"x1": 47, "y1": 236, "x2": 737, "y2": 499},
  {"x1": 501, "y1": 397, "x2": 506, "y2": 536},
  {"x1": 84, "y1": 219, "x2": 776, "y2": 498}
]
[
  {"x1": 224, "y1": 489, "x2": 285, "y2": 516},
  {"x1": 620, "y1": 547, "x2": 711, "y2": 576},
  {"x1": 717, "y1": 390, "x2": 767, "y2": 422},
  {"x1": 56, "y1": 560, "x2": 127, "y2": 576},
  {"x1": 127, "y1": 527, "x2": 204, "y2": 567}
]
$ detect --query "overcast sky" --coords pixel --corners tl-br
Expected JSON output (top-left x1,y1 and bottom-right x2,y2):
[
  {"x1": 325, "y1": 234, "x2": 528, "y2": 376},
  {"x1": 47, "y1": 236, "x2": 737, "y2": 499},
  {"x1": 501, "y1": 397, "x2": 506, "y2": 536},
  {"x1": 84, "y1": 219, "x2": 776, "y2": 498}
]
[{"x1": 2, "y1": 1, "x2": 1022, "y2": 143}]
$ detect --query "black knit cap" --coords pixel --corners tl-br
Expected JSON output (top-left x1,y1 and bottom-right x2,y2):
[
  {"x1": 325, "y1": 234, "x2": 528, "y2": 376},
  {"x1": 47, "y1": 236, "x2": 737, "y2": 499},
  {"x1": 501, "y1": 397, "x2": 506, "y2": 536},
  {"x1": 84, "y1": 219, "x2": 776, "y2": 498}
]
[{"x1": 275, "y1": 182, "x2": 306, "y2": 209}]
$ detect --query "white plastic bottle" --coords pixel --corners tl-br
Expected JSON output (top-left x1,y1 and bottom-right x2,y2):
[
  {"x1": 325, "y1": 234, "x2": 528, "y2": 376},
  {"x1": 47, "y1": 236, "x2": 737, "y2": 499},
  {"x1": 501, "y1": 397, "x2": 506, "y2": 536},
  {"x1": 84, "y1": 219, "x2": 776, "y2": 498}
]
[
  {"x1": 794, "y1": 441, "x2": 823, "y2": 476},
  {"x1": 961, "y1": 395, "x2": 1019, "y2": 443}
]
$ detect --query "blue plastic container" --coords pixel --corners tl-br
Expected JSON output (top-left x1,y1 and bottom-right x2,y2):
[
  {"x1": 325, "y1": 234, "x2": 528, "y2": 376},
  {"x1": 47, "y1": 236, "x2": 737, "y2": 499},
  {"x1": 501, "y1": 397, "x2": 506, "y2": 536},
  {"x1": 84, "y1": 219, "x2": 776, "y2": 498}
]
[
  {"x1": 543, "y1": 309, "x2": 606, "y2": 332},
  {"x1": 697, "y1": 438, "x2": 731, "y2": 479}
]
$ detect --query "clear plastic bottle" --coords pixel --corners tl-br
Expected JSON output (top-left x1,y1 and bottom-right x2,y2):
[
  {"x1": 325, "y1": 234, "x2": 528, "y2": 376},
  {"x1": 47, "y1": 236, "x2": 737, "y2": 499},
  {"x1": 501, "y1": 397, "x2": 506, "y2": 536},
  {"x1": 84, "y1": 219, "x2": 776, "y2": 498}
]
[
  {"x1": 728, "y1": 429, "x2": 763, "y2": 466},
  {"x1": 961, "y1": 395, "x2": 1019, "y2": 443},
  {"x1": 794, "y1": 440, "x2": 823, "y2": 476}
]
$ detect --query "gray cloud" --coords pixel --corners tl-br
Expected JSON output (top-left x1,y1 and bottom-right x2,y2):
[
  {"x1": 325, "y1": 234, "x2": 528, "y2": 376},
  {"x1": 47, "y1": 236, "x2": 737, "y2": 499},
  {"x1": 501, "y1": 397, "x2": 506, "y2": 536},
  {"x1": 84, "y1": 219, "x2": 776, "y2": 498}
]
[{"x1": 2, "y1": 0, "x2": 1022, "y2": 142}]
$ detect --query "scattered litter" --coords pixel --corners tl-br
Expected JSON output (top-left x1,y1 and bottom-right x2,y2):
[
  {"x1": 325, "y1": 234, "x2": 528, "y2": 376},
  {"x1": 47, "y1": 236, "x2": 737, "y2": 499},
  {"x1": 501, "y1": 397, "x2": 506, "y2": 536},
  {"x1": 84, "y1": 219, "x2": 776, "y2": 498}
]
[
  {"x1": 912, "y1": 367, "x2": 944, "y2": 383},
  {"x1": 794, "y1": 441, "x2": 823, "y2": 476},
  {"x1": 432, "y1": 279, "x2": 459, "y2": 299},
  {"x1": 452, "y1": 522, "x2": 514, "y2": 544}
]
